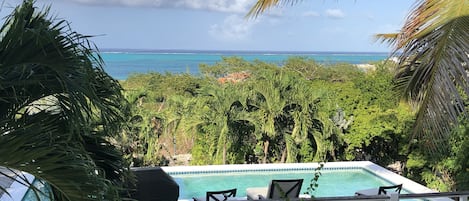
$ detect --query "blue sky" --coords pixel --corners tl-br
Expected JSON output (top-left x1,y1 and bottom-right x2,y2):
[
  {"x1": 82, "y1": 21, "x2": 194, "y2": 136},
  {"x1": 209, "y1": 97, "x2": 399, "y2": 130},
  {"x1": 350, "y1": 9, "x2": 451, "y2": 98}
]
[{"x1": 1, "y1": 0, "x2": 415, "y2": 52}]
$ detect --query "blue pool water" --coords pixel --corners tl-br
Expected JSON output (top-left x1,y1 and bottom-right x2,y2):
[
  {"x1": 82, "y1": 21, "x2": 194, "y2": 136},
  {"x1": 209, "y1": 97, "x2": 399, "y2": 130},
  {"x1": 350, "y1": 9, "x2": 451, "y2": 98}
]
[{"x1": 171, "y1": 169, "x2": 396, "y2": 199}]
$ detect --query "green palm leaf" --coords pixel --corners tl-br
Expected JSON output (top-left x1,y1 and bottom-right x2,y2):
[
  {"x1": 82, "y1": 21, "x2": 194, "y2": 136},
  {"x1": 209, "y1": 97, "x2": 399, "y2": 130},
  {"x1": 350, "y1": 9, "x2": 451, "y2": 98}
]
[
  {"x1": 0, "y1": 1, "x2": 130, "y2": 200},
  {"x1": 196, "y1": 84, "x2": 249, "y2": 164},
  {"x1": 394, "y1": 15, "x2": 469, "y2": 150},
  {"x1": 246, "y1": 0, "x2": 303, "y2": 18},
  {"x1": 381, "y1": 0, "x2": 469, "y2": 150}
]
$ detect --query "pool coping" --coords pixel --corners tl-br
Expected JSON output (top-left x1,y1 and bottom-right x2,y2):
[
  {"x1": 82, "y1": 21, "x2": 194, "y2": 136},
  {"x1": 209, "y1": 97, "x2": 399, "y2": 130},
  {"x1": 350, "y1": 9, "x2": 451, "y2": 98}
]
[{"x1": 162, "y1": 161, "x2": 440, "y2": 200}]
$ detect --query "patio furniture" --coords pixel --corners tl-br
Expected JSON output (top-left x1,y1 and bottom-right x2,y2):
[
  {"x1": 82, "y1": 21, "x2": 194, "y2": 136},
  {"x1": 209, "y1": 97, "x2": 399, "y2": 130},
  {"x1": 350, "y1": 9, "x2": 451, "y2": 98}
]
[
  {"x1": 193, "y1": 188, "x2": 237, "y2": 201},
  {"x1": 355, "y1": 184, "x2": 403, "y2": 196},
  {"x1": 246, "y1": 179, "x2": 303, "y2": 200}
]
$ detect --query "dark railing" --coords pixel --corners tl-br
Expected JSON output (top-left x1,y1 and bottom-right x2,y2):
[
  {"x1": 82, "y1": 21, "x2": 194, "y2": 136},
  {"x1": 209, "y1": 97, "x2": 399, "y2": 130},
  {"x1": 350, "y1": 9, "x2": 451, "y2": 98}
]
[{"x1": 225, "y1": 191, "x2": 469, "y2": 201}]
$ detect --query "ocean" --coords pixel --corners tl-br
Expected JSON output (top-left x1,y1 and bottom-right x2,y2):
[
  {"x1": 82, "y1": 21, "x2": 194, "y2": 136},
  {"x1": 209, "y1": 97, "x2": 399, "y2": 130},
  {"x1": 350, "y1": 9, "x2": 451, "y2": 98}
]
[{"x1": 99, "y1": 49, "x2": 390, "y2": 80}]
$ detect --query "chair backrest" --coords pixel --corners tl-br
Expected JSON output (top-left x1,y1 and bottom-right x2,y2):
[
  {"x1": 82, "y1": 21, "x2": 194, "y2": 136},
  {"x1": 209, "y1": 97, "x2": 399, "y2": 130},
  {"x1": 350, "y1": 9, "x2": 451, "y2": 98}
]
[
  {"x1": 206, "y1": 188, "x2": 237, "y2": 201},
  {"x1": 378, "y1": 184, "x2": 402, "y2": 195},
  {"x1": 267, "y1": 179, "x2": 304, "y2": 199}
]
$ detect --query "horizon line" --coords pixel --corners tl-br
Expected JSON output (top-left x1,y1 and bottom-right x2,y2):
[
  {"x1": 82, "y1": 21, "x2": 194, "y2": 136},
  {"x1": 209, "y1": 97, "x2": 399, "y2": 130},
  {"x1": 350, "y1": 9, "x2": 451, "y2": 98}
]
[{"x1": 98, "y1": 48, "x2": 393, "y2": 54}]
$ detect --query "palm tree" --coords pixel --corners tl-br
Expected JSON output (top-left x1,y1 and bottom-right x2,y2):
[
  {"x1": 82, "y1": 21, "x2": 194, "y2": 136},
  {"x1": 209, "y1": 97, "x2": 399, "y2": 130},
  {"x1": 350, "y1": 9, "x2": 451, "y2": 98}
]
[
  {"x1": 247, "y1": 0, "x2": 469, "y2": 151},
  {"x1": 0, "y1": 1, "x2": 130, "y2": 200},
  {"x1": 197, "y1": 84, "x2": 248, "y2": 164},
  {"x1": 162, "y1": 95, "x2": 200, "y2": 160},
  {"x1": 246, "y1": 72, "x2": 288, "y2": 163},
  {"x1": 246, "y1": 70, "x2": 325, "y2": 163}
]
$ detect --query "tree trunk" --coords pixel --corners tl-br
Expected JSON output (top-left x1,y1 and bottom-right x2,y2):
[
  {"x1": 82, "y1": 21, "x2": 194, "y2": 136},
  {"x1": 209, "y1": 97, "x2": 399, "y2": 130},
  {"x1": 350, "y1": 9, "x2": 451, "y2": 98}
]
[
  {"x1": 263, "y1": 140, "x2": 269, "y2": 164},
  {"x1": 280, "y1": 148, "x2": 287, "y2": 163},
  {"x1": 223, "y1": 144, "x2": 226, "y2": 164}
]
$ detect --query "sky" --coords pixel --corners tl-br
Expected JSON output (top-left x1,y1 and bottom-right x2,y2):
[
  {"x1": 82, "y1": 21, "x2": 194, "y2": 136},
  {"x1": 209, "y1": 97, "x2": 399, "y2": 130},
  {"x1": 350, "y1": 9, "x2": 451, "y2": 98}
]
[{"x1": 0, "y1": 0, "x2": 416, "y2": 52}]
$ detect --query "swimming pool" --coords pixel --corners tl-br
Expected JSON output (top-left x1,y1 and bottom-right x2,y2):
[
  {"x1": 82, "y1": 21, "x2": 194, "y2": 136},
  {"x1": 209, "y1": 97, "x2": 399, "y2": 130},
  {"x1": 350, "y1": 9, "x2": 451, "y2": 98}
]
[
  {"x1": 162, "y1": 161, "x2": 436, "y2": 200},
  {"x1": 172, "y1": 168, "x2": 394, "y2": 199}
]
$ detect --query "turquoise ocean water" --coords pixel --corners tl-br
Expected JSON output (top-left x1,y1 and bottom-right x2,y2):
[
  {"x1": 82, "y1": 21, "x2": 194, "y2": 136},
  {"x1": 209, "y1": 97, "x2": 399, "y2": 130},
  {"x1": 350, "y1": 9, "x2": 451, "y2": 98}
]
[{"x1": 100, "y1": 49, "x2": 390, "y2": 80}]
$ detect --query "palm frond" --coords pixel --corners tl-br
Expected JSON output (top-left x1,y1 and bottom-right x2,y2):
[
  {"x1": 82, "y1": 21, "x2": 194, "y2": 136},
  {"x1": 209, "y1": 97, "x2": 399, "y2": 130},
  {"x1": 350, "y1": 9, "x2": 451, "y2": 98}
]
[
  {"x1": 0, "y1": 1, "x2": 130, "y2": 200},
  {"x1": 395, "y1": 15, "x2": 469, "y2": 150},
  {"x1": 0, "y1": 112, "x2": 116, "y2": 200},
  {"x1": 375, "y1": 33, "x2": 399, "y2": 46},
  {"x1": 396, "y1": 0, "x2": 469, "y2": 48},
  {"x1": 246, "y1": 0, "x2": 303, "y2": 19},
  {"x1": 375, "y1": 0, "x2": 469, "y2": 151}
]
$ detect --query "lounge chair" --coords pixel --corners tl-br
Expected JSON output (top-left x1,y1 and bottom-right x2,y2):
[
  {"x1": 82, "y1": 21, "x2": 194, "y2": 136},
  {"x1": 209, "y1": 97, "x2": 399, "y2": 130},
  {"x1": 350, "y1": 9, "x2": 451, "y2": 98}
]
[
  {"x1": 246, "y1": 179, "x2": 303, "y2": 200},
  {"x1": 355, "y1": 184, "x2": 403, "y2": 196},
  {"x1": 193, "y1": 188, "x2": 237, "y2": 201}
]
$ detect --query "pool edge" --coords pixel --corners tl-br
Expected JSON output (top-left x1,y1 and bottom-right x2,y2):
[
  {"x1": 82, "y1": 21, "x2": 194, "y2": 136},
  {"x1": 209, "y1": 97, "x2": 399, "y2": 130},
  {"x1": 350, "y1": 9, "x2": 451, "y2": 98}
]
[{"x1": 162, "y1": 161, "x2": 440, "y2": 200}]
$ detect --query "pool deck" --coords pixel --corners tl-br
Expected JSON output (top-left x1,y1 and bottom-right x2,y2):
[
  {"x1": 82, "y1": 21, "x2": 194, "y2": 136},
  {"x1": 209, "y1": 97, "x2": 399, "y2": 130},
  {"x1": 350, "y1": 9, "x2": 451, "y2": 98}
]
[{"x1": 162, "y1": 161, "x2": 439, "y2": 201}]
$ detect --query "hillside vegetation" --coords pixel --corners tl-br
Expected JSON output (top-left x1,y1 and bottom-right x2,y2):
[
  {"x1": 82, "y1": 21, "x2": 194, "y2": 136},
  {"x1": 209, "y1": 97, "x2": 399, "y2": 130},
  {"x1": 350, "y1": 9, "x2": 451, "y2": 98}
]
[{"x1": 118, "y1": 57, "x2": 469, "y2": 191}]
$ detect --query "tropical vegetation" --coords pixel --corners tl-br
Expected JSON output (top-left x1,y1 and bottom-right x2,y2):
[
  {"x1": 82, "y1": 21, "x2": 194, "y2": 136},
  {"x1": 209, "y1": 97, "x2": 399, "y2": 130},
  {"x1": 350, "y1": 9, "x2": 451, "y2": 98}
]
[
  {"x1": 244, "y1": 0, "x2": 469, "y2": 192},
  {"x1": 121, "y1": 55, "x2": 469, "y2": 192},
  {"x1": 0, "y1": 1, "x2": 131, "y2": 200},
  {"x1": 1, "y1": 0, "x2": 468, "y2": 200},
  {"x1": 121, "y1": 57, "x2": 414, "y2": 171}
]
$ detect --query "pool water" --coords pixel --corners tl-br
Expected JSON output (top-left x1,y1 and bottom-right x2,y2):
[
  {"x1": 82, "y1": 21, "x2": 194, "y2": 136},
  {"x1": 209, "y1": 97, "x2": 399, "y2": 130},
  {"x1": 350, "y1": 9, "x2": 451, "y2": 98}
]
[{"x1": 171, "y1": 169, "x2": 396, "y2": 199}]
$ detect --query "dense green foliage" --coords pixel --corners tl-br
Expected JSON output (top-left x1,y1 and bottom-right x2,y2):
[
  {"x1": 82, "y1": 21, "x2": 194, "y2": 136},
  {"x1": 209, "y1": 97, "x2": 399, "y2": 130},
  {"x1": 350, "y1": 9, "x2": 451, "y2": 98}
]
[
  {"x1": 121, "y1": 58, "x2": 408, "y2": 163},
  {"x1": 0, "y1": 1, "x2": 131, "y2": 200},
  {"x1": 405, "y1": 117, "x2": 469, "y2": 191},
  {"x1": 121, "y1": 57, "x2": 469, "y2": 191},
  {"x1": 2, "y1": 0, "x2": 467, "y2": 199},
  {"x1": 245, "y1": 0, "x2": 469, "y2": 192}
]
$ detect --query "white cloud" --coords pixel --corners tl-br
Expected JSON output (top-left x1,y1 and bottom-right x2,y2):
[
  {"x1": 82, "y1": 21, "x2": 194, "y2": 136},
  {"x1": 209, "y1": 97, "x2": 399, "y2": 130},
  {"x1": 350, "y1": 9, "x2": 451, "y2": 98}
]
[
  {"x1": 302, "y1": 11, "x2": 320, "y2": 17},
  {"x1": 209, "y1": 15, "x2": 258, "y2": 41},
  {"x1": 325, "y1": 9, "x2": 345, "y2": 19},
  {"x1": 67, "y1": 0, "x2": 253, "y2": 13}
]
